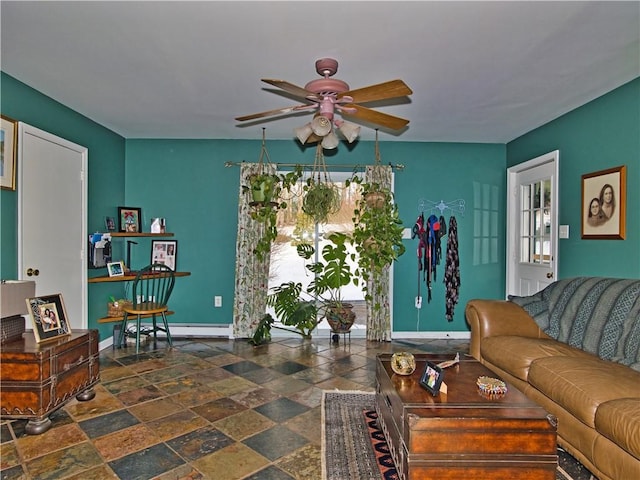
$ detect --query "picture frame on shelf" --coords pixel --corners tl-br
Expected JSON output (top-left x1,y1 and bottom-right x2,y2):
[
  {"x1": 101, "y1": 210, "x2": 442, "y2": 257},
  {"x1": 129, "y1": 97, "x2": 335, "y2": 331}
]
[
  {"x1": 25, "y1": 294, "x2": 72, "y2": 343},
  {"x1": 581, "y1": 165, "x2": 626, "y2": 240},
  {"x1": 1, "y1": 114, "x2": 18, "y2": 191},
  {"x1": 151, "y1": 240, "x2": 178, "y2": 271},
  {"x1": 118, "y1": 207, "x2": 142, "y2": 233},
  {"x1": 107, "y1": 261, "x2": 125, "y2": 277},
  {"x1": 105, "y1": 216, "x2": 116, "y2": 231}
]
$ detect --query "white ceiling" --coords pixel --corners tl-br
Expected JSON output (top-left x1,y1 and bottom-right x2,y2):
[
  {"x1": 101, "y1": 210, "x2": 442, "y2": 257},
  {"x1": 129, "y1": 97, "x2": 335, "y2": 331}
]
[{"x1": 1, "y1": 1, "x2": 639, "y2": 143}]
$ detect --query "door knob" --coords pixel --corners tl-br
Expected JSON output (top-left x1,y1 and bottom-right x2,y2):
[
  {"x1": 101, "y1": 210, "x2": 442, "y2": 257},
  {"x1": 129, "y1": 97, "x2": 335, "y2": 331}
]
[
  {"x1": 546, "y1": 272, "x2": 553, "y2": 279},
  {"x1": 26, "y1": 268, "x2": 40, "y2": 277}
]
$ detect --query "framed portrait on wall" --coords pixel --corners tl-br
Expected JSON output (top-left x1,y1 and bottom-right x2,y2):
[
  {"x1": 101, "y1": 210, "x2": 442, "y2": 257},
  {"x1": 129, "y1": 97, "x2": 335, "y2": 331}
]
[
  {"x1": 581, "y1": 165, "x2": 626, "y2": 240},
  {"x1": 1, "y1": 114, "x2": 18, "y2": 191}
]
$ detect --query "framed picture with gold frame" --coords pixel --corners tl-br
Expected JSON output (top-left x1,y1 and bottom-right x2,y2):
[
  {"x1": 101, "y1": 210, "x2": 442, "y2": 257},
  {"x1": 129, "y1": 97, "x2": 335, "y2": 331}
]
[
  {"x1": 1, "y1": 114, "x2": 18, "y2": 191},
  {"x1": 581, "y1": 165, "x2": 626, "y2": 240},
  {"x1": 25, "y1": 294, "x2": 72, "y2": 343}
]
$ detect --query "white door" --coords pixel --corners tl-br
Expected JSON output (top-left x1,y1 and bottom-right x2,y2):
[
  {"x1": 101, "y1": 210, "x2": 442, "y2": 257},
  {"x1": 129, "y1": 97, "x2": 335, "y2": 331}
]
[
  {"x1": 18, "y1": 123, "x2": 88, "y2": 329},
  {"x1": 506, "y1": 151, "x2": 559, "y2": 297}
]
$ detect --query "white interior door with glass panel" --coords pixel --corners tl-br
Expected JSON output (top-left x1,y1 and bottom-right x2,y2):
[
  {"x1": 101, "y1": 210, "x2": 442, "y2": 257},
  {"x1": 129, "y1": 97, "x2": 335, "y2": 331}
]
[{"x1": 506, "y1": 151, "x2": 559, "y2": 297}]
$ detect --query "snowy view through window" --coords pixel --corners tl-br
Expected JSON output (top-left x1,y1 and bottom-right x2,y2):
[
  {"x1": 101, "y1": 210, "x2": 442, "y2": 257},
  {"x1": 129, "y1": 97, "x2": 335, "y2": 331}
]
[{"x1": 267, "y1": 172, "x2": 365, "y2": 332}]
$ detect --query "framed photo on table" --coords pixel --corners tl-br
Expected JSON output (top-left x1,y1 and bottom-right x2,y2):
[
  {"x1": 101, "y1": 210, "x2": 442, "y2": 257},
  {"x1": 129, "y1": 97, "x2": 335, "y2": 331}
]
[
  {"x1": 151, "y1": 240, "x2": 178, "y2": 271},
  {"x1": 118, "y1": 207, "x2": 142, "y2": 233},
  {"x1": 581, "y1": 165, "x2": 626, "y2": 240},
  {"x1": 25, "y1": 294, "x2": 72, "y2": 343},
  {"x1": 419, "y1": 361, "x2": 444, "y2": 396},
  {"x1": 1, "y1": 114, "x2": 18, "y2": 191},
  {"x1": 107, "y1": 261, "x2": 125, "y2": 277}
]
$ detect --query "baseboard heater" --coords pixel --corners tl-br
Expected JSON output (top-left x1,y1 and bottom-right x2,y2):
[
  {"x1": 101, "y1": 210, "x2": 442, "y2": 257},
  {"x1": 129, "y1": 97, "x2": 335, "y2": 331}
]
[{"x1": 99, "y1": 323, "x2": 232, "y2": 351}]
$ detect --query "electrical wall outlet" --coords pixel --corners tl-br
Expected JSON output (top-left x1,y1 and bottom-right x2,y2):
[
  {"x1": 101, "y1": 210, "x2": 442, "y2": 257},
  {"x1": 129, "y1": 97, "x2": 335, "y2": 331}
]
[
  {"x1": 415, "y1": 296, "x2": 422, "y2": 309},
  {"x1": 214, "y1": 296, "x2": 222, "y2": 307}
]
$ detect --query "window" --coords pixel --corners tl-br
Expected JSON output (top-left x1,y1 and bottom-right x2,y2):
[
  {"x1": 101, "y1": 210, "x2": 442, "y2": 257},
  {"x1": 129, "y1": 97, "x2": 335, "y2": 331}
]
[
  {"x1": 267, "y1": 171, "x2": 365, "y2": 327},
  {"x1": 520, "y1": 179, "x2": 551, "y2": 265}
]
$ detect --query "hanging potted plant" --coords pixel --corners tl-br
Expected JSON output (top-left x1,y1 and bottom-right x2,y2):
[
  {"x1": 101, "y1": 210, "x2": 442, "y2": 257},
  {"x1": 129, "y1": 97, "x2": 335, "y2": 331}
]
[
  {"x1": 302, "y1": 144, "x2": 341, "y2": 224},
  {"x1": 249, "y1": 232, "x2": 360, "y2": 344},
  {"x1": 241, "y1": 129, "x2": 302, "y2": 261},
  {"x1": 351, "y1": 134, "x2": 406, "y2": 306}
]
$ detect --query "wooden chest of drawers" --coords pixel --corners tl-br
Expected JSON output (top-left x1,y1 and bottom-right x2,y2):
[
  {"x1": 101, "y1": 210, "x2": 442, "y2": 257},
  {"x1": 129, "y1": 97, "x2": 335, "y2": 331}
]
[
  {"x1": 376, "y1": 354, "x2": 557, "y2": 480},
  {"x1": 0, "y1": 330, "x2": 100, "y2": 434}
]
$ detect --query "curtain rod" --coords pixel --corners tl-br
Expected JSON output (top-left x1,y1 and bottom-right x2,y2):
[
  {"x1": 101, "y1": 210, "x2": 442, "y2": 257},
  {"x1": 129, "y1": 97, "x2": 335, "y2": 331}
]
[{"x1": 224, "y1": 161, "x2": 404, "y2": 171}]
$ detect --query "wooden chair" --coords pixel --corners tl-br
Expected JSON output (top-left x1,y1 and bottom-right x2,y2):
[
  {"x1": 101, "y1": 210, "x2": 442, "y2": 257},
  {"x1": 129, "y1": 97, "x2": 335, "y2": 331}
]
[{"x1": 118, "y1": 264, "x2": 175, "y2": 354}]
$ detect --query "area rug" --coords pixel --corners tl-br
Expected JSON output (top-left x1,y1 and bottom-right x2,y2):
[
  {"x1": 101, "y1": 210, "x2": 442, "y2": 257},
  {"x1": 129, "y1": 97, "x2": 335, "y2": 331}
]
[{"x1": 321, "y1": 391, "x2": 596, "y2": 480}]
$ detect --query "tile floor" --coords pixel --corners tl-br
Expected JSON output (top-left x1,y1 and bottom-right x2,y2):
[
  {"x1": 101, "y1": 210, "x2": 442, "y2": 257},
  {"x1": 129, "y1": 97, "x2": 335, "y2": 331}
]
[{"x1": 0, "y1": 336, "x2": 468, "y2": 480}]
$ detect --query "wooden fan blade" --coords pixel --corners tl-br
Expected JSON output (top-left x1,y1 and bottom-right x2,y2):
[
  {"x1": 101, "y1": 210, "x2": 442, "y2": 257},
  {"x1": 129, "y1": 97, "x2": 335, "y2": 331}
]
[
  {"x1": 341, "y1": 104, "x2": 410, "y2": 130},
  {"x1": 235, "y1": 104, "x2": 314, "y2": 122},
  {"x1": 261, "y1": 79, "x2": 319, "y2": 100},
  {"x1": 338, "y1": 80, "x2": 412, "y2": 104}
]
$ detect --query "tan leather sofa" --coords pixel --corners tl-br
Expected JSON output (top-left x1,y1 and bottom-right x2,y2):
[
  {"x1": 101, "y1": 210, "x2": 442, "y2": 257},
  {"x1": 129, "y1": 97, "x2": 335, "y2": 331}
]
[{"x1": 466, "y1": 277, "x2": 640, "y2": 480}]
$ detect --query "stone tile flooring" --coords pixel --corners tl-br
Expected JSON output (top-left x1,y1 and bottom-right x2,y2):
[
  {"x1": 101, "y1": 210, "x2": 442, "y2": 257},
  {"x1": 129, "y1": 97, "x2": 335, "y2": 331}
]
[{"x1": 0, "y1": 336, "x2": 468, "y2": 480}]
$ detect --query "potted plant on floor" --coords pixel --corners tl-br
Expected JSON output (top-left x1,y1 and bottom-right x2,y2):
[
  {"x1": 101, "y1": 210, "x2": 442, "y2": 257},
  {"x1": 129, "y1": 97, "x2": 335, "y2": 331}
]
[{"x1": 249, "y1": 231, "x2": 360, "y2": 344}]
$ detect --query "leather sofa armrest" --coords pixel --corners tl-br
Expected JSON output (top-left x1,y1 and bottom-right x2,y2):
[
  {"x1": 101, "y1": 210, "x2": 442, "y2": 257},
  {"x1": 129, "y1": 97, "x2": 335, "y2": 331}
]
[{"x1": 465, "y1": 299, "x2": 550, "y2": 361}]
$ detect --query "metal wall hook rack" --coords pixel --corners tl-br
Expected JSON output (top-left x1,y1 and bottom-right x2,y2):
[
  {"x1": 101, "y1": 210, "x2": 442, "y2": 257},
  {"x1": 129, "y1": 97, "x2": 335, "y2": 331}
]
[{"x1": 418, "y1": 198, "x2": 465, "y2": 217}]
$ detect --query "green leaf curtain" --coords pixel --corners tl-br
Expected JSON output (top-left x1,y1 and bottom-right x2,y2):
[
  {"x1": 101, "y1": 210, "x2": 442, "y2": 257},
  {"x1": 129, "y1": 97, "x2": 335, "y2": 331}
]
[
  {"x1": 232, "y1": 163, "x2": 274, "y2": 338},
  {"x1": 365, "y1": 164, "x2": 393, "y2": 341}
]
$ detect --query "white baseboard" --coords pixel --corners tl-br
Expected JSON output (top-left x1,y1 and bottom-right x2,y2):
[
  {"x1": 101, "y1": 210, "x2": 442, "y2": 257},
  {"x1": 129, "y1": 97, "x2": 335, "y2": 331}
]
[
  {"x1": 391, "y1": 331, "x2": 470, "y2": 340},
  {"x1": 97, "y1": 322, "x2": 469, "y2": 351},
  {"x1": 99, "y1": 323, "x2": 232, "y2": 351}
]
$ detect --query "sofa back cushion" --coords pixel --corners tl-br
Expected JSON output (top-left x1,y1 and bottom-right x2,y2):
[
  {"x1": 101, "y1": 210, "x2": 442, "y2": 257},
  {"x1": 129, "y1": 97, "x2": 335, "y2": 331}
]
[{"x1": 510, "y1": 277, "x2": 640, "y2": 370}]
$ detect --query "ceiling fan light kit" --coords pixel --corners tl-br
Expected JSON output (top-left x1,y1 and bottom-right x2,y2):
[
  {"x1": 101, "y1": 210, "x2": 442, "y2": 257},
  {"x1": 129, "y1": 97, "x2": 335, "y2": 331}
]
[{"x1": 236, "y1": 58, "x2": 412, "y2": 150}]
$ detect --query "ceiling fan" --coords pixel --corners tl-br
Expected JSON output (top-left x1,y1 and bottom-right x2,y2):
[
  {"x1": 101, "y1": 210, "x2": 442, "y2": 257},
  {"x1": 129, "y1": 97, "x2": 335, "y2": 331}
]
[{"x1": 235, "y1": 58, "x2": 413, "y2": 149}]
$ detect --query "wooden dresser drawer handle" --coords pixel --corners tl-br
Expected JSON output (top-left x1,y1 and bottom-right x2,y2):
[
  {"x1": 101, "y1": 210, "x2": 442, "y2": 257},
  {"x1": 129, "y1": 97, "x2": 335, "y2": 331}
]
[{"x1": 384, "y1": 394, "x2": 392, "y2": 408}]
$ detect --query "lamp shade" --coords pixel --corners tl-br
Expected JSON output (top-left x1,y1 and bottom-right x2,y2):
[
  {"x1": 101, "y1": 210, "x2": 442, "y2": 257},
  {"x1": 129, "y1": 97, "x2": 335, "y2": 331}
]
[
  {"x1": 294, "y1": 123, "x2": 313, "y2": 144},
  {"x1": 338, "y1": 121, "x2": 360, "y2": 143},
  {"x1": 321, "y1": 131, "x2": 339, "y2": 150},
  {"x1": 310, "y1": 115, "x2": 332, "y2": 137}
]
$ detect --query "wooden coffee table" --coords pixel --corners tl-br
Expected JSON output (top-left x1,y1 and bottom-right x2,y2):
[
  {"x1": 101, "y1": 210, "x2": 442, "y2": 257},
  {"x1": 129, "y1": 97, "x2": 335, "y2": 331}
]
[{"x1": 376, "y1": 353, "x2": 557, "y2": 480}]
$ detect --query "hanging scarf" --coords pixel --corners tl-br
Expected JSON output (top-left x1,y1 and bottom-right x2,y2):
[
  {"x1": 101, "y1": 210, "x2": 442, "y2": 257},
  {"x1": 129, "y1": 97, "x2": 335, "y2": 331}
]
[{"x1": 443, "y1": 216, "x2": 460, "y2": 321}]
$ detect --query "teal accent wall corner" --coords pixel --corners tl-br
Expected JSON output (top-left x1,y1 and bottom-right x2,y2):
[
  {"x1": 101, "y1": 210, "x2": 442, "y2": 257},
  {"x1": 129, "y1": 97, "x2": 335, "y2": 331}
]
[
  {"x1": 507, "y1": 78, "x2": 640, "y2": 278},
  {"x1": 1, "y1": 72, "x2": 126, "y2": 340}
]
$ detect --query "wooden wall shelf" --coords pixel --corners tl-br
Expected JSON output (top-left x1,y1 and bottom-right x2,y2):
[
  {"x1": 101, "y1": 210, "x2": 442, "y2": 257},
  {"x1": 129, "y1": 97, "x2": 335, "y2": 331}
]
[
  {"x1": 109, "y1": 232, "x2": 174, "y2": 237},
  {"x1": 88, "y1": 271, "x2": 191, "y2": 283}
]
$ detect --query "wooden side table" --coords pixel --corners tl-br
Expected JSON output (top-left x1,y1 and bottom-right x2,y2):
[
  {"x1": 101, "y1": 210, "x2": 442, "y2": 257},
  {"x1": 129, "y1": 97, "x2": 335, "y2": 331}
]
[{"x1": 0, "y1": 330, "x2": 100, "y2": 434}]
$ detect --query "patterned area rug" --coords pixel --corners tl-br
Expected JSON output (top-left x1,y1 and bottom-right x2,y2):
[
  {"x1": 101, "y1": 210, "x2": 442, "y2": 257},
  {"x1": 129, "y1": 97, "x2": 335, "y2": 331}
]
[{"x1": 322, "y1": 391, "x2": 596, "y2": 480}]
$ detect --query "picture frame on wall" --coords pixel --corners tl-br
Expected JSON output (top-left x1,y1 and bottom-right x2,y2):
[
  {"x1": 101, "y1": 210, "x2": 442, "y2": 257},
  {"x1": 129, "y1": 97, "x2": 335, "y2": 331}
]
[
  {"x1": 581, "y1": 165, "x2": 626, "y2": 240},
  {"x1": 25, "y1": 294, "x2": 72, "y2": 343},
  {"x1": 118, "y1": 207, "x2": 142, "y2": 233},
  {"x1": 151, "y1": 240, "x2": 178, "y2": 271},
  {"x1": 1, "y1": 114, "x2": 18, "y2": 191}
]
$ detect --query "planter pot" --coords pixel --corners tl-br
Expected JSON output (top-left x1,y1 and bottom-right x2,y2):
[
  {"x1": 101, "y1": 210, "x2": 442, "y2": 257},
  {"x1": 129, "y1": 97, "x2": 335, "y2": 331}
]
[
  {"x1": 363, "y1": 236, "x2": 381, "y2": 253},
  {"x1": 364, "y1": 191, "x2": 386, "y2": 209},
  {"x1": 325, "y1": 303, "x2": 356, "y2": 333}
]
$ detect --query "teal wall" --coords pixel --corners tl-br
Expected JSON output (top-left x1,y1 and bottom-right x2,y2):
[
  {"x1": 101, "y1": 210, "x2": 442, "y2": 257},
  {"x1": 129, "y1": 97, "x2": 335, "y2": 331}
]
[
  {"x1": 507, "y1": 78, "x2": 640, "y2": 278},
  {"x1": 4, "y1": 70, "x2": 636, "y2": 341},
  {"x1": 0, "y1": 72, "x2": 126, "y2": 340},
  {"x1": 125, "y1": 139, "x2": 506, "y2": 333}
]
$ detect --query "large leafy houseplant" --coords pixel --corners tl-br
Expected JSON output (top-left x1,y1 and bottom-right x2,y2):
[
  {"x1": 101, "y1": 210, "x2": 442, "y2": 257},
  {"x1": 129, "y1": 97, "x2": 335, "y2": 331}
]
[{"x1": 249, "y1": 232, "x2": 360, "y2": 343}]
